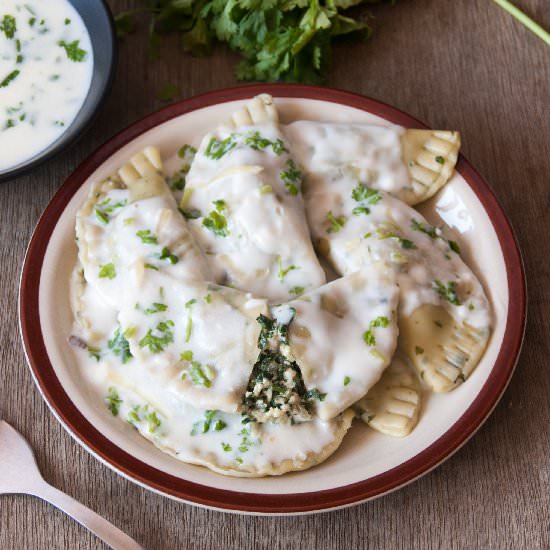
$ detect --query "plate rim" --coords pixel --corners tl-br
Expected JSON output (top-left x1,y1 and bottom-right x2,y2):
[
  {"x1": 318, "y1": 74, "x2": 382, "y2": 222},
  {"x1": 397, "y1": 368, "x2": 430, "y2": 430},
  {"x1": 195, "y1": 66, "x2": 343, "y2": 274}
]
[{"x1": 18, "y1": 83, "x2": 527, "y2": 514}]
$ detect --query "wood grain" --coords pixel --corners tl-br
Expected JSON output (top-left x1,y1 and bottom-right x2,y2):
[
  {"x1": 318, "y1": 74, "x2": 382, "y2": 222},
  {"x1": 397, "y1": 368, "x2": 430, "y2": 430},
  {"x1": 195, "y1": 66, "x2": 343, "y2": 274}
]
[{"x1": 1, "y1": 0, "x2": 549, "y2": 548}]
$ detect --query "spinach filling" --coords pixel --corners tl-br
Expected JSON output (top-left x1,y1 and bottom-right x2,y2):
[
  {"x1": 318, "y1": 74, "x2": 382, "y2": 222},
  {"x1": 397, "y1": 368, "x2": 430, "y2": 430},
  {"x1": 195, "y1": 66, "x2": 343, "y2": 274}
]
[{"x1": 242, "y1": 308, "x2": 325, "y2": 424}]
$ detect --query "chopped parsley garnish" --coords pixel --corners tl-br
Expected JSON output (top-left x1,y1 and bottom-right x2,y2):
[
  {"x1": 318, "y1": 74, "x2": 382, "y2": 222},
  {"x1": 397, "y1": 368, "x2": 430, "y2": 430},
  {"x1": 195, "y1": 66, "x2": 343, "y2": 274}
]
[
  {"x1": 221, "y1": 442, "x2": 232, "y2": 452},
  {"x1": 0, "y1": 15, "x2": 16, "y2": 39},
  {"x1": 146, "y1": 409, "x2": 161, "y2": 432},
  {"x1": 435, "y1": 155, "x2": 445, "y2": 164},
  {"x1": 415, "y1": 346, "x2": 425, "y2": 355},
  {"x1": 191, "y1": 410, "x2": 225, "y2": 435},
  {"x1": 449, "y1": 240, "x2": 461, "y2": 254},
  {"x1": 204, "y1": 293, "x2": 212, "y2": 304},
  {"x1": 276, "y1": 256, "x2": 298, "y2": 281},
  {"x1": 411, "y1": 219, "x2": 461, "y2": 254},
  {"x1": 127, "y1": 404, "x2": 162, "y2": 433},
  {"x1": 98, "y1": 262, "x2": 116, "y2": 279},
  {"x1": 289, "y1": 286, "x2": 305, "y2": 296},
  {"x1": 204, "y1": 135, "x2": 237, "y2": 159},
  {"x1": 259, "y1": 185, "x2": 272, "y2": 196},
  {"x1": 184, "y1": 298, "x2": 196, "y2": 342},
  {"x1": 326, "y1": 211, "x2": 346, "y2": 233},
  {"x1": 188, "y1": 361, "x2": 213, "y2": 387},
  {"x1": 136, "y1": 229, "x2": 158, "y2": 245},
  {"x1": 351, "y1": 183, "x2": 382, "y2": 204},
  {"x1": 64, "y1": 18, "x2": 71, "y2": 25},
  {"x1": 202, "y1": 200, "x2": 229, "y2": 237},
  {"x1": 376, "y1": 227, "x2": 417, "y2": 250},
  {"x1": 0, "y1": 69, "x2": 20, "y2": 88},
  {"x1": 344, "y1": 376, "x2": 351, "y2": 386},
  {"x1": 95, "y1": 209, "x2": 109, "y2": 225},
  {"x1": 144, "y1": 263, "x2": 159, "y2": 270},
  {"x1": 433, "y1": 280, "x2": 462, "y2": 306},
  {"x1": 280, "y1": 159, "x2": 301, "y2": 195},
  {"x1": 94, "y1": 198, "x2": 127, "y2": 225},
  {"x1": 362, "y1": 316, "x2": 390, "y2": 346},
  {"x1": 139, "y1": 320, "x2": 175, "y2": 353},
  {"x1": 86, "y1": 346, "x2": 101, "y2": 361},
  {"x1": 108, "y1": 327, "x2": 133, "y2": 364},
  {"x1": 159, "y1": 246, "x2": 179, "y2": 264},
  {"x1": 105, "y1": 387, "x2": 122, "y2": 416},
  {"x1": 57, "y1": 39, "x2": 87, "y2": 62},
  {"x1": 469, "y1": 303, "x2": 475, "y2": 311},
  {"x1": 143, "y1": 302, "x2": 168, "y2": 315},
  {"x1": 245, "y1": 131, "x2": 287, "y2": 155},
  {"x1": 179, "y1": 207, "x2": 201, "y2": 219},
  {"x1": 178, "y1": 144, "x2": 197, "y2": 158},
  {"x1": 411, "y1": 218, "x2": 438, "y2": 239},
  {"x1": 352, "y1": 206, "x2": 370, "y2": 216}
]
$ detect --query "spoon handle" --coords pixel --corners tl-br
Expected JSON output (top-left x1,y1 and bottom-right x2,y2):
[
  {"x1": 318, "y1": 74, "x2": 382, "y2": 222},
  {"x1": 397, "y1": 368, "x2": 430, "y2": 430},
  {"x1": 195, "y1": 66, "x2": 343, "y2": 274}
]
[{"x1": 31, "y1": 480, "x2": 142, "y2": 550}]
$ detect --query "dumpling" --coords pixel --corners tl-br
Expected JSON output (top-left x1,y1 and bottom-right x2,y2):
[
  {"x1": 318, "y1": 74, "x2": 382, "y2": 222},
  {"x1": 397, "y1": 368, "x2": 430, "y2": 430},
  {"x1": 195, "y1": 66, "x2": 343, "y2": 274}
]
[
  {"x1": 284, "y1": 121, "x2": 460, "y2": 205},
  {"x1": 105, "y1": 382, "x2": 355, "y2": 478},
  {"x1": 281, "y1": 268, "x2": 399, "y2": 421},
  {"x1": 110, "y1": 272, "x2": 269, "y2": 414},
  {"x1": 181, "y1": 95, "x2": 326, "y2": 301},
  {"x1": 76, "y1": 147, "x2": 211, "y2": 309},
  {"x1": 354, "y1": 355, "x2": 422, "y2": 437},
  {"x1": 303, "y1": 167, "x2": 491, "y2": 392}
]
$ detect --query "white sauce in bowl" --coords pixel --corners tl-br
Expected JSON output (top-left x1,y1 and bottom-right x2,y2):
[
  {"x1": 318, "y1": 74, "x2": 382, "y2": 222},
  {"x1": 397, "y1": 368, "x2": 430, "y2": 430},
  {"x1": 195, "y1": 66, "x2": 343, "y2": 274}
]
[{"x1": 0, "y1": 0, "x2": 93, "y2": 172}]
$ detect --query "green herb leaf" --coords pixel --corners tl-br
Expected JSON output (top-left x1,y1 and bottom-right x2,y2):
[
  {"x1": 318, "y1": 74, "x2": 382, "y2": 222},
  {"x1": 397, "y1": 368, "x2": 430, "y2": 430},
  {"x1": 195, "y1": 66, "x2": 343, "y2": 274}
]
[
  {"x1": 277, "y1": 256, "x2": 298, "y2": 281},
  {"x1": 143, "y1": 302, "x2": 168, "y2": 315},
  {"x1": 245, "y1": 131, "x2": 288, "y2": 155},
  {"x1": 105, "y1": 387, "x2": 122, "y2": 416},
  {"x1": 98, "y1": 262, "x2": 116, "y2": 279},
  {"x1": 189, "y1": 361, "x2": 213, "y2": 387},
  {"x1": 58, "y1": 39, "x2": 87, "y2": 62},
  {"x1": 139, "y1": 320, "x2": 175, "y2": 353},
  {"x1": 136, "y1": 229, "x2": 158, "y2": 245},
  {"x1": 179, "y1": 207, "x2": 201, "y2": 219},
  {"x1": 205, "y1": 135, "x2": 237, "y2": 160},
  {"x1": 351, "y1": 183, "x2": 381, "y2": 204},
  {"x1": 362, "y1": 316, "x2": 390, "y2": 346},
  {"x1": 326, "y1": 210, "x2": 346, "y2": 233},
  {"x1": 0, "y1": 15, "x2": 16, "y2": 39},
  {"x1": 0, "y1": 70, "x2": 20, "y2": 88},
  {"x1": 433, "y1": 280, "x2": 462, "y2": 306},
  {"x1": 280, "y1": 159, "x2": 302, "y2": 195},
  {"x1": 108, "y1": 327, "x2": 133, "y2": 364},
  {"x1": 159, "y1": 246, "x2": 179, "y2": 264},
  {"x1": 202, "y1": 204, "x2": 229, "y2": 237}
]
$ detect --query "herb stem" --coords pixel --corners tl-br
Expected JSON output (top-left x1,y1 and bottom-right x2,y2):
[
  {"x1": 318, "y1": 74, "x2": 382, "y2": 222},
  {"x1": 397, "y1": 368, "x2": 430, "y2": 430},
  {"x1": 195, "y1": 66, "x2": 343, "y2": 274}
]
[{"x1": 493, "y1": 0, "x2": 550, "y2": 46}]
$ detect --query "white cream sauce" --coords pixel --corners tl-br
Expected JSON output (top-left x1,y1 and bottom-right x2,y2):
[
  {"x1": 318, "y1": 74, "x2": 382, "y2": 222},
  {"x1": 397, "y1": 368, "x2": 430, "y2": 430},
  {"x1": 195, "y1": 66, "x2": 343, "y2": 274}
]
[
  {"x1": 284, "y1": 121, "x2": 410, "y2": 196},
  {"x1": 0, "y1": 0, "x2": 93, "y2": 171},
  {"x1": 303, "y1": 167, "x2": 491, "y2": 330},
  {"x1": 184, "y1": 122, "x2": 326, "y2": 301},
  {"x1": 77, "y1": 184, "x2": 210, "y2": 310}
]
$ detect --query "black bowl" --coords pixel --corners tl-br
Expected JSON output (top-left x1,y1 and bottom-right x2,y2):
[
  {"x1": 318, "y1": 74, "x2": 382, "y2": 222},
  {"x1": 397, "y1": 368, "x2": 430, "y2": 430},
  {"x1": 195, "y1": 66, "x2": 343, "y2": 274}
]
[{"x1": 0, "y1": 0, "x2": 117, "y2": 183}]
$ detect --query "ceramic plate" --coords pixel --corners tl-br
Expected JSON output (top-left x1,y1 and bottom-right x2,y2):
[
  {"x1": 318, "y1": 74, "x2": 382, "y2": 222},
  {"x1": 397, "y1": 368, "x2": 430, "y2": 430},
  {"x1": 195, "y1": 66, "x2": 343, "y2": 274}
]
[{"x1": 19, "y1": 85, "x2": 526, "y2": 514}]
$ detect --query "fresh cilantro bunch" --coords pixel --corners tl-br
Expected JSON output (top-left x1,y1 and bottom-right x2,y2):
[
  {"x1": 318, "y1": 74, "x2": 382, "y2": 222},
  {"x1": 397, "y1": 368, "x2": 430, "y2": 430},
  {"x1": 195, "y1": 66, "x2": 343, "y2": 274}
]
[{"x1": 116, "y1": 0, "x2": 391, "y2": 83}]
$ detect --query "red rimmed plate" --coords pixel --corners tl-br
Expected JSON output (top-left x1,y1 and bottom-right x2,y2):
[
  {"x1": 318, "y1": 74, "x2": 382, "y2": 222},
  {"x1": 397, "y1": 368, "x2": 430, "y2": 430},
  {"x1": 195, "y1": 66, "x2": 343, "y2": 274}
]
[{"x1": 19, "y1": 85, "x2": 526, "y2": 514}]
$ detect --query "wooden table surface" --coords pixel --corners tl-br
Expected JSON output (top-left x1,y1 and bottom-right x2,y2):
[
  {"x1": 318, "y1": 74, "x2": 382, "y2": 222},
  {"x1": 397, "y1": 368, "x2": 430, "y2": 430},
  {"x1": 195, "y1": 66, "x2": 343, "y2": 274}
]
[{"x1": 1, "y1": 1, "x2": 549, "y2": 548}]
